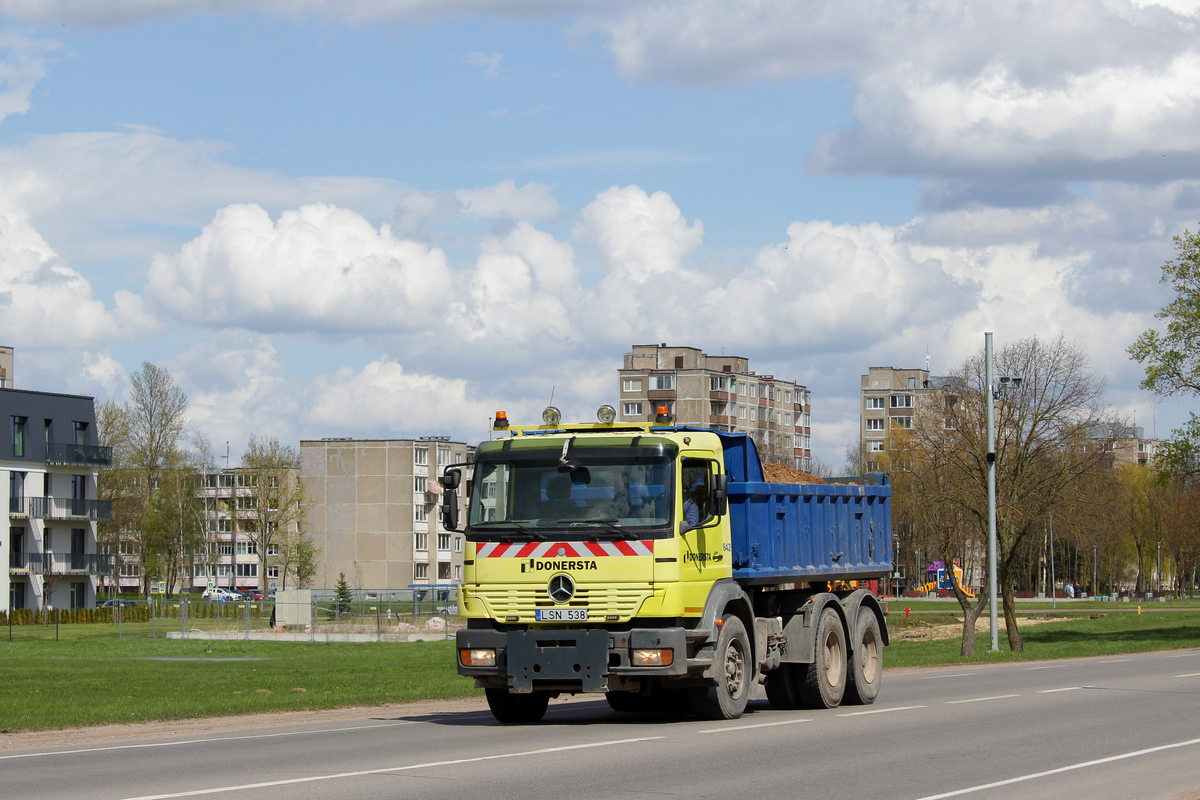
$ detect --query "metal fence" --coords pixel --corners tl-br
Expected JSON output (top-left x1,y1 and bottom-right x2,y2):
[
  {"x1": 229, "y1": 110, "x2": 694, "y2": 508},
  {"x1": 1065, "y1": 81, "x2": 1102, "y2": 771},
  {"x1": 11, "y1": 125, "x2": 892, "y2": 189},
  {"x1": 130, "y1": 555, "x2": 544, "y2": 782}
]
[{"x1": 2, "y1": 587, "x2": 464, "y2": 642}]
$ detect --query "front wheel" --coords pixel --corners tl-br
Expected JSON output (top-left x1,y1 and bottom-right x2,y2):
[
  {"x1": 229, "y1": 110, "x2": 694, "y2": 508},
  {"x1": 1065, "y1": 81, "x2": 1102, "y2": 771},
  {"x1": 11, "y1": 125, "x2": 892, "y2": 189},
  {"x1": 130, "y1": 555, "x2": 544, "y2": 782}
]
[
  {"x1": 689, "y1": 614, "x2": 752, "y2": 720},
  {"x1": 485, "y1": 688, "x2": 550, "y2": 724},
  {"x1": 844, "y1": 610, "x2": 882, "y2": 705}
]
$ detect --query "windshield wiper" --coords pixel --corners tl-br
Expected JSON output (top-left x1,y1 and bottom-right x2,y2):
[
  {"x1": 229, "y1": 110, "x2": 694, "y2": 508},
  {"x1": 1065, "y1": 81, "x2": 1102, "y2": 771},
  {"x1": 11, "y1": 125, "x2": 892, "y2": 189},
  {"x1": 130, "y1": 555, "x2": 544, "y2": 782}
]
[
  {"x1": 472, "y1": 520, "x2": 546, "y2": 541},
  {"x1": 556, "y1": 518, "x2": 639, "y2": 540}
]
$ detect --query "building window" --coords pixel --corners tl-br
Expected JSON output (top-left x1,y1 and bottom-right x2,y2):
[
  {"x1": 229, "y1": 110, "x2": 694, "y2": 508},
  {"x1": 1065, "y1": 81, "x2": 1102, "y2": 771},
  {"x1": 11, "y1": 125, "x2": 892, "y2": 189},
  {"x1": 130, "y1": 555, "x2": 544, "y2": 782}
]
[
  {"x1": 891, "y1": 395, "x2": 914, "y2": 408},
  {"x1": 783, "y1": 413, "x2": 792, "y2": 426},
  {"x1": 236, "y1": 563, "x2": 258, "y2": 577},
  {"x1": 437, "y1": 533, "x2": 451, "y2": 551},
  {"x1": 739, "y1": 383, "x2": 747, "y2": 396},
  {"x1": 236, "y1": 473, "x2": 258, "y2": 488},
  {"x1": 437, "y1": 446, "x2": 451, "y2": 468},
  {"x1": 784, "y1": 391, "x2": 792, "y2": 404},
  {"x1": 415, "y1": 476, "x2": 427, "y2": 493},
  {"x1": 710, "y1": 402, "x2": 727, "y2": 417},
  {"x1": 798, "y1": 434, "x2": 811, "y2": 449},
  {"x1": 73, "y1": 421, "x2": 88, "y2": 446},
  {"x1": 415, "y1": 532, "x2": 428, "y2": 551},
  {"x1": 867, "y1": 441, "x2": 885, "y2": 452},
  {"x1": 455, "y1": 537, "x2": 463, "y2": 553},
  {"x1": 439, "y1": 562, "x2": 452, "y2": 580},
  {"x1": 219, "y1": 473, "x2": 235, "y2": 488},
  {"x1": 236, "y1": 542, "x2": 257, "y2": 555},
  {"x1": 237, "y1": 496, "x2": 257, "y2": 510},
  {"x1": 802, "y1": 413, "x2": 811, "y2": 427},
  {"x1": 866, "y1": 397, "x2": 884, "y2": 409},
  {"x1": 749, "y1": 384, "x2": 757, "y2": 398},
  {"x1": 120, "y1": 563, "x2": 141, "y2": 578},
  {"x1": 709, "y1": 376, "x2": 729, "y2": 392},
  {"x1": 267, "y1": 544, "x2": 279, "y2": 556},
  {"x1": 11, "y1": 416, "x2": 27, "y2": 457},
  {"x1": 623, "y1": 402, "x2": 643, "y2": 416},
  {"x1": 649, "y1": 375, "x2": 674, "y2": 391},
  {"x1": 219, "y1": 541, "x2": 234, "y2": 555},
  {"x1": 866, "y1": 418, "x2": 884, "y2": 431},
  {"x1": 622, "y1": 378, "x2": 642, "y2": 392},
  {"x1": 414, "y1": 447, "x2": 428, "y2": 466},
  {"x1": 892, "y1": 416, "x2": 913, "y2": 429},
  {"x1": 266, "y1": 566, "x2": 280, "y2": 579},
  {"x1": 749, "y1": 408, "x2": 756, "y2": 422},
  {"x1": 414, "y1": 563, "x2": 428, "y2": 580},
  {"x1": 415, "y1": 504, "x2": 428, "y2": 522},
  {"x1": 454, "y1": 565, "x2": 463, "y2": 582},
  {"x1": 738, "y1": 405, "x2": 747, "y2": 420}
]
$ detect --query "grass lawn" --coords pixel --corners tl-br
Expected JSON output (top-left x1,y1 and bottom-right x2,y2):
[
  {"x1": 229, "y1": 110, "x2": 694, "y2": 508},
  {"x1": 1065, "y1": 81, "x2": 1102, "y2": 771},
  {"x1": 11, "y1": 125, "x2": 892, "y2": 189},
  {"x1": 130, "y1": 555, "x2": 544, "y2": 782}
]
[{"x1": 3, "y1": 609, "x2": 1200, "y2": 733}]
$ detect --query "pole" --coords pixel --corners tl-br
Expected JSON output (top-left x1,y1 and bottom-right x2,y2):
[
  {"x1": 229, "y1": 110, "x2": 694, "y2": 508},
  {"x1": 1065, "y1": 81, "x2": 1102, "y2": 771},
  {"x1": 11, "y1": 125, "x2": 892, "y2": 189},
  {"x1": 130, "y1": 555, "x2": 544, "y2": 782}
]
[
  {"x1": 1049, "y1": 511, "x2": 1057, "y2": 609},
  {"x1": 986, "y1": 332, "x2": 999, "y2": 652},
  {"x1": 1157, "y1": 540, "x2": 1162, "y2": 595}
]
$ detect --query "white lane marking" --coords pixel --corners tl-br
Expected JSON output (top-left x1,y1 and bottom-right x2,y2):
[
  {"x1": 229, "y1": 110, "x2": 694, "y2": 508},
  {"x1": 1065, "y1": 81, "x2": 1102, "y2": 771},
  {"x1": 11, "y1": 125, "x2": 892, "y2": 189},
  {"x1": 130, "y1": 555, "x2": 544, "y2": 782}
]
[
  {"x1": 700, "y1": 718, "x2": 812, "y2": 734},
  {"x1": 1023, "y1": 664, "x2": 1066, "y2": 671},
  {"x1": 912, "y1": 735, "x2": 1200, "y2": 800},
  {"x1": 920, "y1": 673, "x2": 978, "y2": 680},
  {"x1": 837, "y1": 705, "x2": 927, "y2": 717},
  {"x1": 1167, "y1": 652, "x2": 1200, "y2": 658},
  {"x1": 1036, "y1": 687, "x2": 1084, "y2": 694},
  {"x1": 0, "y1": 721, "x2": 422, "y2": 761},
  {"x1": 945, "y1": 694, "x2": 1020, "y2": 705},
  {"x1": 119, "y1": 736, "x2": 664, "y2": 800},
  {"x1": 1175, "y1": 672, "x2": 1200, "y2": 678},
  {"x1": 1098, "y1": 659, "x2": 1133, "y2": 664}
]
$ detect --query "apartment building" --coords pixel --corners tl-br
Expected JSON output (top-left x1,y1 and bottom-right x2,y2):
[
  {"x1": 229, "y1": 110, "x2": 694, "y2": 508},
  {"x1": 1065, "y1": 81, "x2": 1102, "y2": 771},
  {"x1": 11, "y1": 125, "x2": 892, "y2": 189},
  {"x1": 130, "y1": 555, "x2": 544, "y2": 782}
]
[
  {"x1": 300, "y1": 437, "x2": 472, "y2": 592},
  {"x1": 1086, "y1": 424, "x2": 1160, "y2": 469},
  {"x1": 618, "y1": 344, "x2": 813, "y2": 470},
  {"x1": 3, "y1": 387, "x2": 113, "y2": 612},
  {"x1": 859, "y1": 366, "x2": 949, "y2": 471}
]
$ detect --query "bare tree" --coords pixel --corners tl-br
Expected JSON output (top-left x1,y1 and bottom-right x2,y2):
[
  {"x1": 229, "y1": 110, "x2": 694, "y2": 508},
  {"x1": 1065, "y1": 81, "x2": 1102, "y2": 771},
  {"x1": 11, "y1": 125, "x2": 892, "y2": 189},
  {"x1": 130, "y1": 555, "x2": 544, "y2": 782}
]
[
  {"x1": 239, "y1": 435, "x2": 307, "y2": 592},
  {"x1": 907, "y1": 336, "x2": 1118, "y2": 652}
]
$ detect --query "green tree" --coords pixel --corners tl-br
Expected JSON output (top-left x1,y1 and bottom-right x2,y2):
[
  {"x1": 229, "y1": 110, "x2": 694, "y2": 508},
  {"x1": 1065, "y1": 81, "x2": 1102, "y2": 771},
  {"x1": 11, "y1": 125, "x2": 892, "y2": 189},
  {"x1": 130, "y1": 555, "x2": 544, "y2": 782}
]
[
  {"x1": 238, "y1": 435, "x2": 307, "y2": 592},
  {"x1": 1129, "y1": 223, "x2": 1200, "y2": 477},
  {"x1": 333, "y1": 572, "x2": 353, "y2": 617}
]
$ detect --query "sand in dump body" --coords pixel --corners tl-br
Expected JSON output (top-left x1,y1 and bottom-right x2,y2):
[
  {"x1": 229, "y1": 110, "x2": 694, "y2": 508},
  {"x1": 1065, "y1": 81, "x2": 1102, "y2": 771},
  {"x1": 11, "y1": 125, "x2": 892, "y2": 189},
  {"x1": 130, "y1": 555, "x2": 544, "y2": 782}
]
[{"x1": 761, "y1": 463, "x2": 826, "y2": 484}]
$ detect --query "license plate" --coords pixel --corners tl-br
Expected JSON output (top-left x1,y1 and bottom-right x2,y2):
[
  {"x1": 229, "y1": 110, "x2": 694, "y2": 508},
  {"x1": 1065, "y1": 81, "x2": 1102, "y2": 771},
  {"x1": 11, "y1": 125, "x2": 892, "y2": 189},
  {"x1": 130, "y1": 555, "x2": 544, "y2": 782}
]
[{"x1": 535, "y1": 608, "x2": 588, "y2": 621}]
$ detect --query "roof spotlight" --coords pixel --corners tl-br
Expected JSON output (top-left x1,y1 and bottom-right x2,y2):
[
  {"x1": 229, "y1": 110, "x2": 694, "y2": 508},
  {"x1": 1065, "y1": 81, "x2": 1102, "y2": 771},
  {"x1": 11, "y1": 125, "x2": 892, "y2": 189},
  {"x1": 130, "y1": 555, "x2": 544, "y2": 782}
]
[
  {"x1": 542, "y1": 406, "x2": 562, "y2": 426},
  {"x1": 597, "y1": 404, "x2": 617, "y2": 424}
]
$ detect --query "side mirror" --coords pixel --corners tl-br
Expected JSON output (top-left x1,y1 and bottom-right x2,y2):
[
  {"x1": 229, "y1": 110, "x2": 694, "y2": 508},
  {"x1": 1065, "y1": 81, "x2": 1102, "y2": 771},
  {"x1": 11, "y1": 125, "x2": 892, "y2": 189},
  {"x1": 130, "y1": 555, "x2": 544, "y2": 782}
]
[
  {"x1": 441, "y1": 468, "x2": 461, "y2": 530},
  {"x1": 711, "y1": 473, "x2": 728, "y2": 516}
]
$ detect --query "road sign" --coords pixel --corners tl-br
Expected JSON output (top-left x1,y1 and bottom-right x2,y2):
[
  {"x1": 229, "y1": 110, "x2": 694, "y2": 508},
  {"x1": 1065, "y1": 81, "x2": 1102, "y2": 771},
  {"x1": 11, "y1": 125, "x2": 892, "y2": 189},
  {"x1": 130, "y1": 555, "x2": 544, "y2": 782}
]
[{"x1": 156, "y1": 581, "x2": 166, "y2": 595}]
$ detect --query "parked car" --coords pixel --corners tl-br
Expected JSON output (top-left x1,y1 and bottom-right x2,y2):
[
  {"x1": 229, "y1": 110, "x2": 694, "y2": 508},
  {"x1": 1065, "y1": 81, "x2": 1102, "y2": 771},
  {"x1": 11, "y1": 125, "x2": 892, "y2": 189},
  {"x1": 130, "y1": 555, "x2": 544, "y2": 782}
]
[
  {"x1": 244, "y1": 591, "x2": 266, "y2": 601},
  {"x1": 202, "y1": 587, "x2": 244, "y2": 602},
  {"x1": 100, "y1": 598, "x2": 139, "y2": 608}
]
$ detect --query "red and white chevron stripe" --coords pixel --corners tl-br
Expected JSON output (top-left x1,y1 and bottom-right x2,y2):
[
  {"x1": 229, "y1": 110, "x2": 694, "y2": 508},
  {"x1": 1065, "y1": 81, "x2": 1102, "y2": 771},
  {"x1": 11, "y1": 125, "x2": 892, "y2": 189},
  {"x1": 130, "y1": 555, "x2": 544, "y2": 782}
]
[{"x1": 476, "y1": 540, "x2": 654, "y2": 558}]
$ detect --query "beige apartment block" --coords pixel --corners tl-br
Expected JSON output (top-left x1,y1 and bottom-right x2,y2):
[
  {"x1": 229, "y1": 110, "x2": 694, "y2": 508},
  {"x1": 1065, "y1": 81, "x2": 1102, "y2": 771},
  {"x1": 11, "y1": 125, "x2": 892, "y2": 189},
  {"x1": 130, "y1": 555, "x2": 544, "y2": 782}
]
[
  {"x1": 618, "y1": 344, "x2": 813, "y2": 470},
  {"x1": 301, "y1": 437, "x2": 471, "y2": 592},
  {"x1": 860, "y1": 366, "x2": 944, "y2": 472}
]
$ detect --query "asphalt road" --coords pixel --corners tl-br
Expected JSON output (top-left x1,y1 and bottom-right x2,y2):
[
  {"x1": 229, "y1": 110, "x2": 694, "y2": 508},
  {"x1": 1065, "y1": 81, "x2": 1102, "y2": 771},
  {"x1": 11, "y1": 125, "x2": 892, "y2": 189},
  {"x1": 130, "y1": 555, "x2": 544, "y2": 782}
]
[{"x1": 5, "y1": 650, "x2": 1200, "y2": 800}]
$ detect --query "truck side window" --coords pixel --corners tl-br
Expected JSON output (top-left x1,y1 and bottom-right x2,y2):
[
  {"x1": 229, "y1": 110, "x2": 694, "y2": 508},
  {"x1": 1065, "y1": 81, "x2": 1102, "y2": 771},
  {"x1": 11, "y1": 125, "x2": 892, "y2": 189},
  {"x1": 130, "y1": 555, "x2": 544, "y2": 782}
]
[{"x1": 680, "y1": 459, "x2": 713, "y2": 532}]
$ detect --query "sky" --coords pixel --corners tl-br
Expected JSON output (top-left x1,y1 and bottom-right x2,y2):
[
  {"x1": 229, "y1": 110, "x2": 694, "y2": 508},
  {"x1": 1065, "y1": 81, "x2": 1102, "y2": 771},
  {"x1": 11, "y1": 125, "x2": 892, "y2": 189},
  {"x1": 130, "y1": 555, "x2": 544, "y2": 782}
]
[{"x1": 2, "y1": 0, "x2": 1200, "y2": 467}]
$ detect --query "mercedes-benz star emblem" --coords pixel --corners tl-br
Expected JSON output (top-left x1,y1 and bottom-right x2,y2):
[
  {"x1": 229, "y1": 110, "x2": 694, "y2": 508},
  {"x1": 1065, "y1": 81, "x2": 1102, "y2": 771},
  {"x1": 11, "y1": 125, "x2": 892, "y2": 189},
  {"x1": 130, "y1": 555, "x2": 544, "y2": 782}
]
[{"x1": 547, "y1": 573, "x2": 575, "y2": 603}]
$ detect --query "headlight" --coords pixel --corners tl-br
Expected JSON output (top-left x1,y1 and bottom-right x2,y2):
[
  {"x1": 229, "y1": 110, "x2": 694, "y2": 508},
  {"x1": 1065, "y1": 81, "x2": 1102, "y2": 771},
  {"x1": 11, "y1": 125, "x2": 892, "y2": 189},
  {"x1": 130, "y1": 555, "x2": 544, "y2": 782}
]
[
  {"x1": 459, "y1": 648, "x2": 497, "y2": 667},
  {"x1": 542, "y1": 406, "x2": 562, "y2": 425},
  {"x1": 597, "y1": 404, "x2": 617, "y2": 424},
  {"x1": 631, "y1": 649, "x2": 674, "y2": 667}
]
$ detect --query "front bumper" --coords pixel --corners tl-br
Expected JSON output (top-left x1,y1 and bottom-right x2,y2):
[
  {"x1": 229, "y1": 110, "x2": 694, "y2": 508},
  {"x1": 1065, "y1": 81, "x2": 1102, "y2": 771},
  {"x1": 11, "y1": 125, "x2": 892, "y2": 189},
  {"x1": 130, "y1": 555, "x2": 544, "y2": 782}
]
[{"x1": 457, "y1": 626, "x2": 690, "y2": 693}]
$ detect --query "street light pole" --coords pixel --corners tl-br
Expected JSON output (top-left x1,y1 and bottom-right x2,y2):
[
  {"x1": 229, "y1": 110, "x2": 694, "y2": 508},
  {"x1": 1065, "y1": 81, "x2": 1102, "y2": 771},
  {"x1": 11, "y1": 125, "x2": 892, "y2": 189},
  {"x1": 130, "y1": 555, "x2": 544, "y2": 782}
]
[{"x1": 986, "y1": 332, "x2": 1000, "y2": 652}]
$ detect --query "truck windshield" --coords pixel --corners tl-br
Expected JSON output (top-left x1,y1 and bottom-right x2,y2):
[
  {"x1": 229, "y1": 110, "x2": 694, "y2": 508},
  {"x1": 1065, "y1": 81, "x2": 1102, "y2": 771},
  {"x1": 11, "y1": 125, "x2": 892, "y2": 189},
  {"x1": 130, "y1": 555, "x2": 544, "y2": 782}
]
[{"x1": 468, "y1": 451, "x2": 674, "y2": 539}]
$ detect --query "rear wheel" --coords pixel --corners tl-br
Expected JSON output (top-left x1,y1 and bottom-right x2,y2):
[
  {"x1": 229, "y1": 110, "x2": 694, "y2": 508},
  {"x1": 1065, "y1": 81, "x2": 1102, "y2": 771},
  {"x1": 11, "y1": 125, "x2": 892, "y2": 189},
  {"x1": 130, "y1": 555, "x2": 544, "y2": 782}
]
[
  {"x1": 844, "y1": 610, "x2": 882, "y2": 705},
  {"x1": 798, "y1": 607, "x2": 847, "y2": 709},
  {"x1": 485, "y1": 689, "x2": 550, "y2": 723},
  {"x1": 689, "y1": 614, "x2": 752, "y2": 720}
]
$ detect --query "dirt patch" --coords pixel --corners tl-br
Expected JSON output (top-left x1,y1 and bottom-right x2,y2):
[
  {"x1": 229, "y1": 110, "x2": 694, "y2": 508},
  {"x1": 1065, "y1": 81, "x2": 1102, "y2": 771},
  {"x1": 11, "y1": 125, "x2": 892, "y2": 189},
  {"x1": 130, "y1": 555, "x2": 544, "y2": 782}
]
[
  {"x1": 761, "y1": 463, "x2": 825, "y2": 484},
  {"x1": 894, "y1": 615, "x2": 1070, "y2": 642}
]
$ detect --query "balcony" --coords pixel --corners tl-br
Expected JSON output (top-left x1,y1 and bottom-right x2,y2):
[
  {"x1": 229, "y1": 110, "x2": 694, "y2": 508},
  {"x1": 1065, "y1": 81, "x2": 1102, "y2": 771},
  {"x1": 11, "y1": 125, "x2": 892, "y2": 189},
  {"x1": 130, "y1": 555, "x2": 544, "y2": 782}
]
[
  {"x1": 45, "y1": 442, "x2": 113, "y2": 467},
  {"x1": 9, "y1": 551, "x2": 114, "y2": 576},
  {"x1": 26, "y1": 496, "x2": 114, "y2": 522}
]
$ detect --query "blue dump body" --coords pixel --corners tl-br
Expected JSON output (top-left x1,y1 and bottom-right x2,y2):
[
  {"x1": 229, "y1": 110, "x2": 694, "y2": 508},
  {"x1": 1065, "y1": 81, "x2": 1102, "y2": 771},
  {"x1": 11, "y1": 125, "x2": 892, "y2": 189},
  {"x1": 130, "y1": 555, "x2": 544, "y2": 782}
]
[{"x1": 693, "y1": 429, "x2": 893, "y2": 586}]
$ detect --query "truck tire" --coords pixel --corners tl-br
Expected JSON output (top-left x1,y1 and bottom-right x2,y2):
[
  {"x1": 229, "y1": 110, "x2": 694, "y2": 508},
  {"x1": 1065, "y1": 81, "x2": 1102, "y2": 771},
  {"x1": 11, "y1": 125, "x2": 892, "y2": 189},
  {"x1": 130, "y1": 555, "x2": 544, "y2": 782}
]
[
  {"x1": 764, "y1": 664, "x2": 801, "y2": 710},
  {"x1": 605, "y1": 691, "x2": 642, "y2": 712},
  {"x1": 688, "y1": 614, "x2": 752, "y2": 720},
  {"x1": 844, "y1": 610, "x2": 882, "y2": 705},
  {"x1": 485, "y1": 688, "x2": 551, "y2": 724},
  {"x1": 798, "y1": 607, "x2": 847, "y2": 709}
]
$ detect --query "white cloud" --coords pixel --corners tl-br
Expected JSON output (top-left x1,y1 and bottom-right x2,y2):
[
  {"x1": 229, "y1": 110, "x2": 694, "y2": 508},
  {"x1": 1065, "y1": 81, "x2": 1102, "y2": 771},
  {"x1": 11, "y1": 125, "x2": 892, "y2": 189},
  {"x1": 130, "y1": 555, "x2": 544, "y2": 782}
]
[
  {"x1": 394, "y1": 180, "x2": 558, "y2": 240},
  {"x1": 0, "y1": 32, "x2": 58, "y2": 123},
  {"x1": 463, "y1": 51, "x2": 504, "y2": 79},
  {"x1": 0, "y1": 204, "x2": 155, "y2": 351},
  {"x1": 146, "y1": 202, "x2": 454, "y2": 334}
]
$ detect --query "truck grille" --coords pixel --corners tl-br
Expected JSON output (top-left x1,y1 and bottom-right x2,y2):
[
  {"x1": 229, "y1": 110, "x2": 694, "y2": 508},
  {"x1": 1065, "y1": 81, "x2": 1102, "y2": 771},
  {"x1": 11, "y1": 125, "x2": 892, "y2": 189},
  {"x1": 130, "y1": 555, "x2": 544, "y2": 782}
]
[{"x1": 480, "y1": 586, "x2": 652, "y2": 622}]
